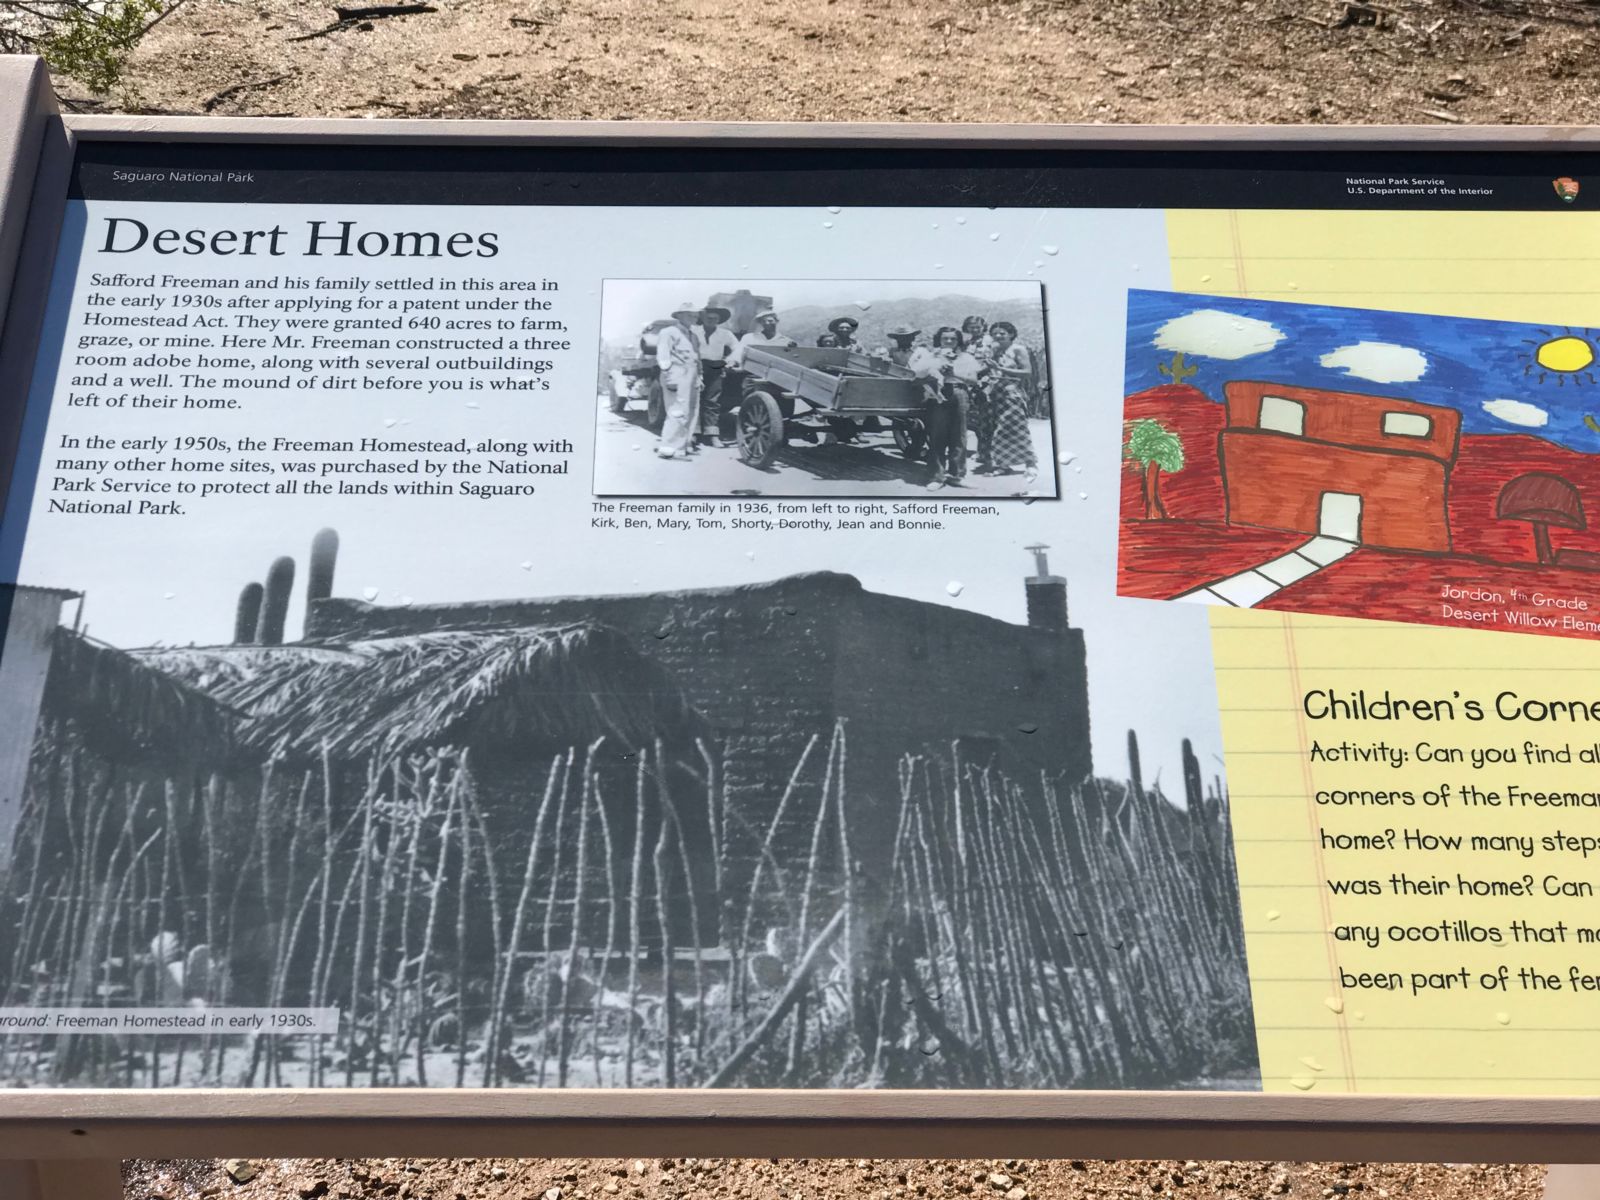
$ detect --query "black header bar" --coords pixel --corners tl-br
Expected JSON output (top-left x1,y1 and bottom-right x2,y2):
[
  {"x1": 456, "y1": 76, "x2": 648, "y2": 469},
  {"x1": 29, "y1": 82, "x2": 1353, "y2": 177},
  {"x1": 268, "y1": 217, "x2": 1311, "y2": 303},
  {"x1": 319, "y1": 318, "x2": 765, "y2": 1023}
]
[{"x1": 70, "y1": 140, "x2": 1598, "y2": 212}]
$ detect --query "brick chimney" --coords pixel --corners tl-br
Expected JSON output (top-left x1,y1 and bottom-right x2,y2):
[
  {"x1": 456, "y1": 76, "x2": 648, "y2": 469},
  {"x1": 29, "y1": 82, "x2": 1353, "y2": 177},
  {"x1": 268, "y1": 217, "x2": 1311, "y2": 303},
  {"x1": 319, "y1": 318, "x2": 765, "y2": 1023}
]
[{"x1": 1024, "y1": 544, "x2": 1068, "y2": 632}]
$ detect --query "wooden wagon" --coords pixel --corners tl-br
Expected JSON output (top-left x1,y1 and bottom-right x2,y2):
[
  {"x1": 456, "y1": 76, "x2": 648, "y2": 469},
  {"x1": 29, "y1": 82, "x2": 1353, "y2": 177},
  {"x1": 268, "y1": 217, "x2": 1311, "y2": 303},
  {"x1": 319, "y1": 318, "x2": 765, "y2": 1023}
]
[{"x1": 735, "y1": 345, "x2": 932, "y2": 468}]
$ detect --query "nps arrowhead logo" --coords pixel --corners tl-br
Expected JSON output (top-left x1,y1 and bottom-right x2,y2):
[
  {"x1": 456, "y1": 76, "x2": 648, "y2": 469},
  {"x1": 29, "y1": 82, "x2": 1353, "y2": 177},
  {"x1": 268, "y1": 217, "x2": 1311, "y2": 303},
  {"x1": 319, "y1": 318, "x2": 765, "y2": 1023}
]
[{"x1": 1554, "y1": 177, "x2": 1580, "y2": 204}]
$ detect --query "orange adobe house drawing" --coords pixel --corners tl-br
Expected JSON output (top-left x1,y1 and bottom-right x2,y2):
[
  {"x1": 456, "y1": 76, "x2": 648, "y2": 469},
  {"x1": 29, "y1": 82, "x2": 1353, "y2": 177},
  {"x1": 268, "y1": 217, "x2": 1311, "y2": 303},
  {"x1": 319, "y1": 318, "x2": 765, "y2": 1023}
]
[{"x1": 1218, "y1": 380, "x2": 1461, "y2": 553}]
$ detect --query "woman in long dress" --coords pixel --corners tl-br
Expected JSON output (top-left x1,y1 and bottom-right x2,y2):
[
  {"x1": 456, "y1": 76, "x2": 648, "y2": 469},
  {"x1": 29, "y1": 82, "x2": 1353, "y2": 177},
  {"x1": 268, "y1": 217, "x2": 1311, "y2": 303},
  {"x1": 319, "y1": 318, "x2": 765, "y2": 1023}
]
[{"x1": 985, "y1": 321, "x2": 1038, "y2": 483}]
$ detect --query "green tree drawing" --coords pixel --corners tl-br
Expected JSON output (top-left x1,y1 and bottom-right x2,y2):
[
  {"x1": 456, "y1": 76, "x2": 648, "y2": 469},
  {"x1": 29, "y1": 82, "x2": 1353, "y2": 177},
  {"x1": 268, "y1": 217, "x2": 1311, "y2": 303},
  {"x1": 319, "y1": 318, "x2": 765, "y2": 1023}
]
[{"x1": 1125, "y1": 418, "x2": 1185, "y2": 521}]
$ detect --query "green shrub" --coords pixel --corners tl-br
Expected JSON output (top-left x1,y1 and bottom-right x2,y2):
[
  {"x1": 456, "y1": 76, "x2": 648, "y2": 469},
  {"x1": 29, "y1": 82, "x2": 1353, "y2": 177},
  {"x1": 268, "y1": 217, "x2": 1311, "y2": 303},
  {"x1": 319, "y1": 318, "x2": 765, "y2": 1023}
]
[{"x1": 1, "y1": 1, "x2": 180, "y2": 94}]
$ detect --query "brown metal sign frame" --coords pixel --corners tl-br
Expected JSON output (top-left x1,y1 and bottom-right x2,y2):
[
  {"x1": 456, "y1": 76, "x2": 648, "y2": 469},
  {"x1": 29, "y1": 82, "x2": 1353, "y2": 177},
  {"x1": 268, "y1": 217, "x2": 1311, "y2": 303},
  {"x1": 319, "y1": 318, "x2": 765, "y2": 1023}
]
[{"x1": 3, "y1": 54, "x2": 1600, "y2": 1196}]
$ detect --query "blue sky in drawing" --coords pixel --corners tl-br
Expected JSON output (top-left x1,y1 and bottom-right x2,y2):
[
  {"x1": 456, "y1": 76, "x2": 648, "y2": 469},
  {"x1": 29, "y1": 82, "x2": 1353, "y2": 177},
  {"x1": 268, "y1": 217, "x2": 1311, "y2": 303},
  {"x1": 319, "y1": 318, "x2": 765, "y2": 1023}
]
[{"x1": 1124, "y1": 289, "x2": 1600, "y2": 452}]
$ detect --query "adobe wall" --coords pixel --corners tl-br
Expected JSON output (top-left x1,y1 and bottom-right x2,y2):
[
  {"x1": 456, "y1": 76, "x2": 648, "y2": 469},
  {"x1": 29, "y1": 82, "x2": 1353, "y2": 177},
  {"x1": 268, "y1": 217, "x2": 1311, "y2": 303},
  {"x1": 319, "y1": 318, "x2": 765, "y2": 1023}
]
[
  {"x1": 308, "y1": 571, "x2": 1092, "y2": 884},
  {"x1": 310, "y1": 573, "x2": 855, "y2": 879},
  {"x1": 1221, "y1": 431, "x2": 1453, "y2": 552},
  {"x1": 833, "y1": 588, "x2": 1091, "y2": 861},
  {"x1": 1224, "y1": 380, "x2": 1461, "y2": 461}
]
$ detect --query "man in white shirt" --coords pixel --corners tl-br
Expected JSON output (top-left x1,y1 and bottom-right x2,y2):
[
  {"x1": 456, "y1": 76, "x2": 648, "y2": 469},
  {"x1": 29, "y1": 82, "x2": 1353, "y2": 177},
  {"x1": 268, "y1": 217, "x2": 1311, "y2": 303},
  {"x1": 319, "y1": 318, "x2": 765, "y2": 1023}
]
[
  {"x1": 728, "y1": 309, "x2": 796, "y2": 368},
  {"x1": 655, "y1": 303, "x2": 702, "y2": 460},
  {"x1": 694, "y1": 305, "x2": 737, "y2": 447},
  {"x1": 725, "y1": 310, "x2": 798, "y2": 445}
]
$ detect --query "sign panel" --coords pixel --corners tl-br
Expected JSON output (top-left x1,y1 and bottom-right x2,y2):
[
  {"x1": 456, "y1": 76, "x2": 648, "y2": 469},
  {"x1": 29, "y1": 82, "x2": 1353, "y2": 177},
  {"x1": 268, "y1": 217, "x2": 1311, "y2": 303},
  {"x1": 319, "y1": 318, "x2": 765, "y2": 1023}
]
[{"x1": 2, "y1": 121, "x2": 1600, "y2": 1111}]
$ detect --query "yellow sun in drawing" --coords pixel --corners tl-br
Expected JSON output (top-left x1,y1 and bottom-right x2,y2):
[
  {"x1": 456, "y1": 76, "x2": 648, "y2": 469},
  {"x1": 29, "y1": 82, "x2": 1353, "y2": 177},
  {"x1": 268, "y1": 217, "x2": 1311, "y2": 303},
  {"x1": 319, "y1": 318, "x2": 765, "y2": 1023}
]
[{"x1": 1522, "y1": 328, "x2": 1600, "y2": 385}]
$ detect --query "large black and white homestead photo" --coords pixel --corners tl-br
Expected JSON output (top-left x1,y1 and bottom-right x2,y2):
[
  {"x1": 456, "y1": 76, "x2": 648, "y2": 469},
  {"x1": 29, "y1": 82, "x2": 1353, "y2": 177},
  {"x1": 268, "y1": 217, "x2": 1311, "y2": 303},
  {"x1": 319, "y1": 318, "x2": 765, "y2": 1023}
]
[
  {"x1": 594, "y1": 280, "x2": 1060, "y2": 499},
  {"x1": 0, "y1": 527, "x2": 1255, "y2": 1090}
]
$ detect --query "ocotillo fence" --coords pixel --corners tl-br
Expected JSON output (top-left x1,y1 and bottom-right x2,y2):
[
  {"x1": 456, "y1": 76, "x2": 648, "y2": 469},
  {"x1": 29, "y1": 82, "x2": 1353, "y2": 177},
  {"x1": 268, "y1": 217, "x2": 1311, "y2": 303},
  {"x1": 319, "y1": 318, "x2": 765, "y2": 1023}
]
[{"x1": 0, "y1": 723, "x2": 1254, "y2": 1088}]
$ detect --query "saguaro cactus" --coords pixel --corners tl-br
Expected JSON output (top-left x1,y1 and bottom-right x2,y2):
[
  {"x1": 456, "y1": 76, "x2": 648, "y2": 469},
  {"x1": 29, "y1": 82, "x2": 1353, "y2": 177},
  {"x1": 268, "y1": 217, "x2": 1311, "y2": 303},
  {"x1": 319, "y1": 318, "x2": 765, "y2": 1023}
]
[
  {"x1": 233, "y1": 582, "x2": 264, "y2": 645},
  {"x1": 256, "y1": 556, "x2": 296, "y2": 646},
  {"x1": 307, "y1": 528, "x2": 340, "y2": 605}
]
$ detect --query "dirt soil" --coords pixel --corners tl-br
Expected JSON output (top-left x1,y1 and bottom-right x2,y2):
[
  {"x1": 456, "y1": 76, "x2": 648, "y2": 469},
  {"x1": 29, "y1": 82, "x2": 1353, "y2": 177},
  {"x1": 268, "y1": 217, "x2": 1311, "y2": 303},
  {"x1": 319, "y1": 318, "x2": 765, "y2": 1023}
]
[
  {"x1": 123, "y1": 1156, "x2": 1547, "y2": 1200},
  {"x1": 91, "y1": 0, "x2": 1598, "y2": 124}
]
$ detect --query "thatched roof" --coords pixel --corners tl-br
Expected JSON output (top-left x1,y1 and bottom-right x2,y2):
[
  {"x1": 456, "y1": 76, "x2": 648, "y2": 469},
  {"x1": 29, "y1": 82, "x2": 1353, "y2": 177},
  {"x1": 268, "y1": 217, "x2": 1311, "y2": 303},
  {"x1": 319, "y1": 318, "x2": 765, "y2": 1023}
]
[
  {"x1": 136, "y1": 623, "x2": 706, "y2": 761},
  {"x1": 40, "y1": 629, "x2": 240, "y2": 765}
]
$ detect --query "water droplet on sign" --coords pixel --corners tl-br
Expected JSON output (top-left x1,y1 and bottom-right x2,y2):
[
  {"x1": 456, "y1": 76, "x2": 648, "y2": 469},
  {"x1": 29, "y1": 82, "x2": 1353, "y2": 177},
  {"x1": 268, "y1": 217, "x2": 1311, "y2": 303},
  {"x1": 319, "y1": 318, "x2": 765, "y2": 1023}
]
[
  {"x1": 855, "y1": 301, "x2": 871, "y2": 311},
  {"x1": 827, "y1": 205, "x2": 842, "y2": 214},
  {"x1": 1078, "y1": 491, "x2": 1088, "y2": 500},
  {"x1": 1324, "y1": 997, "x2": 1345, "y2": 1014},
  {"x1": 520, "y1": 561, "x2": 533, "y2": 571},
  {"x1": 1298, "y1": 1055, "x2": 1325, "y2": 1072},
  {"x1": 1495, "y1": 1011, "x2": 1511, "y2": 1025},
  {"x1": 946, "y1": 581, "x2": 964, "y2": 597},
  {"x1": 933, "y1": 264, "x2": 944, "y2": 270},
  {"x1": 1289, "y1": 1075, "x2": 1315, "y2": 1091},
  {"x1": 1266, "y1": 909, "x2": 1281, "y2": 922},
  {"x1": 1058, "y1": 450, "x2": 1076, "y2": 465},
  {"x1": 397, "y1": 595, "x2": 413, "y2": 606},
  {"x1": 1042, "y1": 245, "x2": 1059, "y2": 255},
  {"x1": 466, "y1": 402, "x2": 480, "y2": 409},
  {"x1": 162, "y1": 592, "x2": 175, "y2": 600},
  {"x1": 383, "y1": 418, "x2": 397, "y2": 428},
  {"x1": 956, "y1": 216, "x2": 967, "y2": 225},
  {"x1": 822, "y1": 221, "x2": 834, "y2": 230},
  {"x1": 362, "y1": 587, "x2": 380, "y2": 601},
  {"x1": 1200, "y1": 274, "x2": 1212, "y2": 283},
  {"x1": 989, "y1": 232, "x2": 1000, "y2": 241}
]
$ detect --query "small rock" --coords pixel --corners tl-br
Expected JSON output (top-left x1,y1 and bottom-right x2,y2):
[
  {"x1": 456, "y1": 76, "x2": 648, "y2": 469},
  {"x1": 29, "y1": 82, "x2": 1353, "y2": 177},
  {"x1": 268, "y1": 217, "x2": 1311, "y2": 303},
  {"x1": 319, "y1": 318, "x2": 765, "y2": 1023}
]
[
  {"x1": 1005, "y1": 1190, "x2": 1028, "y2": 1200},
  {"x1": 491, "y1": 1167, "x2": 508, "y2": 1180},
  {"x1": 604, "y1": 1183, "x2": 619, "y2": 1195},
  {"x1": 988, "y1": 1175, "x2": 1013, "y2": 1192},
  {"x1": 297, "y1": 1181, "x2": 330, "y2": 1200},
  {"x1": 634, "y1": 1162, "x2": 649, "y2": 1177},
  {"x1": 149, "y1": 1175, "x2": 179, "y2": 1200},
  {"x1": 545, "y1": 1189, "x2": 563, "y2": 1200},
  {"x1": 224, "y1": 1161, "x2": 259, "y2": 1185}
]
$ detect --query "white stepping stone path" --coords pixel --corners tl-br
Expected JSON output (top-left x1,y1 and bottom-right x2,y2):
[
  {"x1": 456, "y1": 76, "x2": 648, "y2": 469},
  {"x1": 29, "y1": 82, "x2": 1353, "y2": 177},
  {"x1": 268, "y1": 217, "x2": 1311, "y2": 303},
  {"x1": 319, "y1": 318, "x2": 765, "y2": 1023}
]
[{"x1": 1177, "y1": 536, "x2": 1358, "y2": 608}]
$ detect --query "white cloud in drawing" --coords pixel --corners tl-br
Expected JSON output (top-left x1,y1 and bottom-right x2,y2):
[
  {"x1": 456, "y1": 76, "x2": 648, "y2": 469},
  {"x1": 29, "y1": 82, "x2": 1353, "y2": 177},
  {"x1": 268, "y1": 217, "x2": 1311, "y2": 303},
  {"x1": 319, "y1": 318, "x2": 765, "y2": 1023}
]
[
  {"x1": 1482, "y1": 398, "x2": 1549, "y2": 428},
  {"x1": 1318, "y1": 341, "x2": 1428, "y2": 384},
  {"x1": 1153, "y1": 309, "x2": 1285, "y2": 360}
]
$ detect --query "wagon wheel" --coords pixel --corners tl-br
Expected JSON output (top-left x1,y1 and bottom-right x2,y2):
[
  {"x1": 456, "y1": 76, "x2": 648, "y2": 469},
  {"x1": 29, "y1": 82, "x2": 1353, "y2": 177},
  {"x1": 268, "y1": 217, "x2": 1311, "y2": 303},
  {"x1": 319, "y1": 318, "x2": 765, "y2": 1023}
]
[
  {"x1": 893, "y1": 420, "x2": 928, "y2": 463},
  {"x1": 739, "y1": 392, "x2": 787, "y2": 467},
  {"x1": 646, "y1": 379, "x2": 666, "y2": 431}
]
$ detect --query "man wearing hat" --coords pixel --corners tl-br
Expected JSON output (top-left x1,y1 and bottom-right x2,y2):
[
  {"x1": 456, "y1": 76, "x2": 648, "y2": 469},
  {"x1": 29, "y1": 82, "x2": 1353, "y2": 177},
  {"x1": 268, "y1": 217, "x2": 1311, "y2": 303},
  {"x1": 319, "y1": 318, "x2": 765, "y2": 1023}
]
[
  {"x1": 884, "y1": 324, "x2": 919, "y2": 368},
  {"x1": 826, "y1": 315, "x2": 864, "y2": 352},
  {"x1": 694, "y1": 305, "x2": 737, "y2": 447},
  {"x1": 725, "y1": 310, "x2": 798, "y2": 443},
  {"x1": 729, "y1": 309, "x2": 796, "y2": 368},
  {"x1": 654, "y1": 302, "x2": 702, "y2": 460}
]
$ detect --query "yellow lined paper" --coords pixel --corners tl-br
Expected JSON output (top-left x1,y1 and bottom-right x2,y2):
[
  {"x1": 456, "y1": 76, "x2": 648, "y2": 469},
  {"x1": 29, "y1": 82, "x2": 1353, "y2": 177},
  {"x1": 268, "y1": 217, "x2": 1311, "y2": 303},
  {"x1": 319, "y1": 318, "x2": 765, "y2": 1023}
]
[{"x1": 1165, "y1": 207, "x2": 1600, "y2": 1095}]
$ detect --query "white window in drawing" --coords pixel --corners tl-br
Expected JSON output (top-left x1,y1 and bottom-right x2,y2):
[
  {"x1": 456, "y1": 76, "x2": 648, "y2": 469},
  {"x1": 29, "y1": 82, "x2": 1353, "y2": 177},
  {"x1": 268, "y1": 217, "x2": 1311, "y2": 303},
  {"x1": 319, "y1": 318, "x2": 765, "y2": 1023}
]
[
  {"x1": 1382, "y1": 411, "x2": 1432, "y2": 438},
  {"x1": 1258, "y1": 395, "x2": 1305, "y2": 436}
]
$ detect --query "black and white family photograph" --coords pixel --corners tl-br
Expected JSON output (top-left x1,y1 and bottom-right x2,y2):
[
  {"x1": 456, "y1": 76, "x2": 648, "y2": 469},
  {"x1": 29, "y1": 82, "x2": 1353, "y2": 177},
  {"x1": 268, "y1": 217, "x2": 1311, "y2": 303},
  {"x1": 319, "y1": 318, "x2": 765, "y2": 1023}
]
[
  {"x1": 593, "y1": 280, "x2": 1060, "y2": 498},
  {"x1": 0, "y1": 536, "x2": 1253, "y2": 1090}
]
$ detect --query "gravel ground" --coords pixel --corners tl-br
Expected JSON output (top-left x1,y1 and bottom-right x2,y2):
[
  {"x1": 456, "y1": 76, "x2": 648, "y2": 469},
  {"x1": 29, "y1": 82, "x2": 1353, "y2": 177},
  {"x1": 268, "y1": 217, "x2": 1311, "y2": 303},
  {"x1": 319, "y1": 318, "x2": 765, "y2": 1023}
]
[
  {"x1": 123, "y1": 1156, "x2": 1548, "y2": 1200},
  {"x1": 83, "y1": 0, "x2": 1599, "y2": 125}
]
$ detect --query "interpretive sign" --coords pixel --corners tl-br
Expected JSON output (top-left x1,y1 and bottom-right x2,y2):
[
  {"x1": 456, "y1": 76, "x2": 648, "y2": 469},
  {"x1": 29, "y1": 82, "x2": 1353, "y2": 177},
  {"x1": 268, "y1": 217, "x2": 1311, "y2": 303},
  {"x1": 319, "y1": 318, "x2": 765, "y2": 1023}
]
[{"x1": 3, "y1": 55, "x2": 1600, "y2": 1171}]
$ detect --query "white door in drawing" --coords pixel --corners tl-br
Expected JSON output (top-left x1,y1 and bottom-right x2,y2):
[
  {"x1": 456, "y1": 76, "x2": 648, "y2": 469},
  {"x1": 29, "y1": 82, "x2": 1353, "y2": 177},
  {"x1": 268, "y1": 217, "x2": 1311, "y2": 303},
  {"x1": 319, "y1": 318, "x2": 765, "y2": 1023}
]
[{"x1": 1319, "y1": 491, "x2": 1363, "y2": 542}]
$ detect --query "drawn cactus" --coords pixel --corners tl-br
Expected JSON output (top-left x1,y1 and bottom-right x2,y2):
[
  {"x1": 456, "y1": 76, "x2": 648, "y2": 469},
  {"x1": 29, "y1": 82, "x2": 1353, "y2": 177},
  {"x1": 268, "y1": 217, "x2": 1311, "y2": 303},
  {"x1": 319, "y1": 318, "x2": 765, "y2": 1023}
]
[{"x1": 1157, "y1": 352, "x2": 1198, "y2": 385}]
